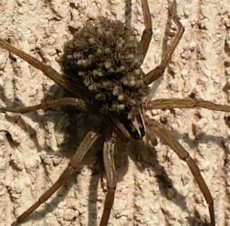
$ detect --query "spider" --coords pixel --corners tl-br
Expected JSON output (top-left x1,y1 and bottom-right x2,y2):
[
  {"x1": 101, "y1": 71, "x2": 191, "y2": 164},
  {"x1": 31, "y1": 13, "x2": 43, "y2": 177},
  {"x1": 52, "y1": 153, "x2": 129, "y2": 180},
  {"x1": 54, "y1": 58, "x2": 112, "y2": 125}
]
[{"x1": 0, "y1": 0, "x2": 229, "y2": 225}]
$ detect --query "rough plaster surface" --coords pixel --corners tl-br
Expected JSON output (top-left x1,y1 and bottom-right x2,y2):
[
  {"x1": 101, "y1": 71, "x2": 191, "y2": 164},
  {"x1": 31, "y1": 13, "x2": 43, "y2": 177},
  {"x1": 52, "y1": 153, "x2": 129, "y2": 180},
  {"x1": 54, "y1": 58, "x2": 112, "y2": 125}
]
[{"x1": 0, "y1": 0, "x2": 230, "y2": 226}]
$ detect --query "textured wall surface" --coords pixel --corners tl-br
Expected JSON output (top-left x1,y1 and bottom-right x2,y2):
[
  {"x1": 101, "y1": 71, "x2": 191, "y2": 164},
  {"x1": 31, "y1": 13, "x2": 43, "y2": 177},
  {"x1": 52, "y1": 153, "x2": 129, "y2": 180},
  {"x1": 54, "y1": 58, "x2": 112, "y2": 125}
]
[{"x1": 0, "y1": 0, "x2": 230, "y2": 225}]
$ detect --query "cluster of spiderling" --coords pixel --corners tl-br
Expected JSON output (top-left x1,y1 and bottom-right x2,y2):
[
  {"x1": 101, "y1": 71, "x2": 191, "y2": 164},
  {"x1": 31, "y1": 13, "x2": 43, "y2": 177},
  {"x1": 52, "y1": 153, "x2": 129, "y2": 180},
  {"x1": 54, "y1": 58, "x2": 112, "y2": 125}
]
[{"x1": 59, "y1": 16, "x2": 148, "y2": 119}]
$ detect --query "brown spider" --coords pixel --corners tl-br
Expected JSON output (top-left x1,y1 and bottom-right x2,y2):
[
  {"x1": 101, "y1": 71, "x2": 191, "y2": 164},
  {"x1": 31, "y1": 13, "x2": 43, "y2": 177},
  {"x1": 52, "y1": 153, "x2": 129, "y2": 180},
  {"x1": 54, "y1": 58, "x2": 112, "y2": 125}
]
[{"x1": 0, "y1": 0, "x2": 229, "y2": 225}]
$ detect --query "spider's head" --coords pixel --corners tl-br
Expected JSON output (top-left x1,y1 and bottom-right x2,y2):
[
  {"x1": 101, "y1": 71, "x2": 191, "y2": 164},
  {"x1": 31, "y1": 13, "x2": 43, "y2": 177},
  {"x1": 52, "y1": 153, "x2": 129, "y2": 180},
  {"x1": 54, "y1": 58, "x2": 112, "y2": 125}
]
[{"x1": 59, "y1": 16, "x2": 148, "y2": 124}]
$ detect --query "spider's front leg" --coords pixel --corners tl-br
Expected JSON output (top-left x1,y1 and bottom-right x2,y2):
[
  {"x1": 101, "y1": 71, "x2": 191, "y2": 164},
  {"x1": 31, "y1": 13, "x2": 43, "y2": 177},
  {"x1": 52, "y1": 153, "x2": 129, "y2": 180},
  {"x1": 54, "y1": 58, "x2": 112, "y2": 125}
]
[
  {"x1": 100, "y1": 129, "x2": 117, "y2": 226},
  {"x1": 145, "y1": 117, "x2": 215, "y2": 226},
  {"x1": 11, "y1": 124, "x2": 103, "y2": 226}
]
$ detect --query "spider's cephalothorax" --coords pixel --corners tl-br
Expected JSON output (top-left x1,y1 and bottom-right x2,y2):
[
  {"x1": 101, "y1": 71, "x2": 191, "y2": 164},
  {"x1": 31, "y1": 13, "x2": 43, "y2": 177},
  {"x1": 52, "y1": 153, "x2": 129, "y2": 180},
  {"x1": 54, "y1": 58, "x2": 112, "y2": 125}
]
[{"x1": 59, "y1": 16, "x2": 148, "y2": 120}]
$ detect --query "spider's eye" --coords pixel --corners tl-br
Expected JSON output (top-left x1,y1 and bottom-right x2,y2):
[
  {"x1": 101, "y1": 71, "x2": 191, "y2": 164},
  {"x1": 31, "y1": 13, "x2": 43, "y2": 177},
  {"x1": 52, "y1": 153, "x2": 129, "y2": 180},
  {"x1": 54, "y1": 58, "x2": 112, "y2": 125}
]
[{"x1": 130, "y1": 130, "x2": 141, "y2": 140}]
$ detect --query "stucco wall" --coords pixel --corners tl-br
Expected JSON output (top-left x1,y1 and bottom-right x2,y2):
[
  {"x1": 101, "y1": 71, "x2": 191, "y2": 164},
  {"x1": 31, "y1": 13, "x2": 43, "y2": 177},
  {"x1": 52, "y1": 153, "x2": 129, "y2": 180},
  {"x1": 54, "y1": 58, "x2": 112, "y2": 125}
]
[{"x1": 0, "y1": 0, "x2": 229, "y2": 225}]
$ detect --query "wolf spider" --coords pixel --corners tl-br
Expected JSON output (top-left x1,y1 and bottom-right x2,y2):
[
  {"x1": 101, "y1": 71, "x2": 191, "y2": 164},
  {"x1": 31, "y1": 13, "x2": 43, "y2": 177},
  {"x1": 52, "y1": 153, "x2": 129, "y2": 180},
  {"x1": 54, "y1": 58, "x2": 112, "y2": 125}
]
[{"x1": 0, "y1": 0, "x2": 229, "y2": 225}]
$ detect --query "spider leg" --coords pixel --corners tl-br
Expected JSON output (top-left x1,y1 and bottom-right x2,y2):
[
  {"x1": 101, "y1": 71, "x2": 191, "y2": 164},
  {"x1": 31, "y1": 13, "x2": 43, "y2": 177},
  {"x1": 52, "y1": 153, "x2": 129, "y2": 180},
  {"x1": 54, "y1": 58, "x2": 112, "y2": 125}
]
[
  {"x1": 0, "y1": 39, "x2": 88, "y2": 98},
  {"x1": 138, "y1": 0, "x2": 152, "y2": 61},
  {"x1": 11, "y1": 125, "x2": 103, "y2": 226},
  {"x1": 144, "y1": 98, "x2": 230, "y2": 112},
  {"x1": 0, "y1": 97, "x2": 91, "y2": 113},
  {"x1": 145, "y1": 117, "x2": 215, "y2": 226},
  {"x1": 143, "y1": 0, "x2": 184, "y2": 85},
  {"x1": 100, "y1": 129, "x2": 117, "y2": 226},
  {"x1": 146, "y1": 127, "x2": 158, "y2": 146}
]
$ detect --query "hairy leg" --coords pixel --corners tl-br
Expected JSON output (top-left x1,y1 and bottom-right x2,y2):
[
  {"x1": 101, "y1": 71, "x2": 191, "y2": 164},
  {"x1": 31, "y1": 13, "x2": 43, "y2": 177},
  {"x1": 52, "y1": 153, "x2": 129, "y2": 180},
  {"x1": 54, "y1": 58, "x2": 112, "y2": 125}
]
[
  {"x1": 11, "y1": 125, "x2": 103, "y2": 226},
  {"x1": 145, "y1": 117, "x2": 215, "y2": 226},
  {"x1": 144, "y1": 98, "x2": 230, "y2": 112},
  {"x1": 100, "y1": 129, "x2": 117, "y2": 226},
  {"x1": 0, "y1": 97, "x2": 91, "y2": 113},
  {"x1": 138, "y1": 0, "x2": 153, "y2": 60},
  {"x1": 143, "y1": 0, "x2": 184, "y2": 85},
  {"x1": 0, "y1": 39, "x2": 88, "y2": 98}
]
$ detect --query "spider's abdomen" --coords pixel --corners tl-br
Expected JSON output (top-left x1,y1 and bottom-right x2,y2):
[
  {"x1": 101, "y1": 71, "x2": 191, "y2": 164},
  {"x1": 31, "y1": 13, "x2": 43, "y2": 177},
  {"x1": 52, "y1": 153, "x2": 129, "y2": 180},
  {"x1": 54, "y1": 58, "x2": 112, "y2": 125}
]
[{"x1": 59, "y1": 16, "x2": 148, "y2": 119}]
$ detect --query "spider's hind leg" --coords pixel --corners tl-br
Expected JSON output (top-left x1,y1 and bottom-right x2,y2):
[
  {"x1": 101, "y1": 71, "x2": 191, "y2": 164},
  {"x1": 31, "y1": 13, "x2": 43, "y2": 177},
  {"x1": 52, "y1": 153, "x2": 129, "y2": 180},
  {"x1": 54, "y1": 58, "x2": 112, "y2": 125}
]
[
  {"x1": 143, "y1": 0, "x2": 184, "y2": 85},
  {"x1": 0, "y1": 39, "x2": 88, "y2": 98},
  {"x1": 138, "y1": 0, "x2": 153, "y2": 61}
]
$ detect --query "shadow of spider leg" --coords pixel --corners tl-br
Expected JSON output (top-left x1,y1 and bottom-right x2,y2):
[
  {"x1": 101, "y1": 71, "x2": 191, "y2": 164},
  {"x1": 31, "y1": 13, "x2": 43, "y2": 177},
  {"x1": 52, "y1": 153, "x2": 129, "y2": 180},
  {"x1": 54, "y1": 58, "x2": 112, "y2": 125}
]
[{"x1": 144, "y1": 98, "x2": 230, "y2": 226}]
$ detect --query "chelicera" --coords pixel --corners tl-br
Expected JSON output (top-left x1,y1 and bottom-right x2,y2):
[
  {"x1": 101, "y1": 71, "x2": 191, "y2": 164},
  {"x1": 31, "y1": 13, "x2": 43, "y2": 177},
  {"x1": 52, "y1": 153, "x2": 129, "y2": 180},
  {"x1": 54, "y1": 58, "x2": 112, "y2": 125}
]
[{"x1": 0, "y1": 0, "x2": 229, "y2": 225}]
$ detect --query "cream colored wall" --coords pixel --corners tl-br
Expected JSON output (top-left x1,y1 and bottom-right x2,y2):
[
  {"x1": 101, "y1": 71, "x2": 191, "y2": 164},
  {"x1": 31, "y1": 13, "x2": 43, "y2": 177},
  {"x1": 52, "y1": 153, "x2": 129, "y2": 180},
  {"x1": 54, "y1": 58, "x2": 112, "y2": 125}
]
[{"x1": 0, "y1": 0, "x2": 229, "y2": 225}]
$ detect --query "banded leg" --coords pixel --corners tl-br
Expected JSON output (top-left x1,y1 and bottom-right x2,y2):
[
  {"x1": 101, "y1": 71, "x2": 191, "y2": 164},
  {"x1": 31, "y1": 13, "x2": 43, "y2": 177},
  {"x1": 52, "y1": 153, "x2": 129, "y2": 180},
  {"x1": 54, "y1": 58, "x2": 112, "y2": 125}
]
[
  {"x1": 143, "y1": 98, "x2": 230, "y2": 112},
  {"x1": 145, "y1": 117, "x2": 215, "y2": 226},
  {"x1": 100, "y1": 129, "x2": 117, "y2": 226},
  {"x1": 0, "y1": 39, "x2": 88, "y2": 98},
  {"x1": 11, "y1": 125, "x2": 103, "y2": 226},
  {"x1": 143, "y1": 0, "x2": 184, "y2": 84},
  {"x1": 0, "y1": 97, "x2": 91, "y2": 113},
  {"x1": 138, "y1": 0, "x2": 153, "y2": 60}
]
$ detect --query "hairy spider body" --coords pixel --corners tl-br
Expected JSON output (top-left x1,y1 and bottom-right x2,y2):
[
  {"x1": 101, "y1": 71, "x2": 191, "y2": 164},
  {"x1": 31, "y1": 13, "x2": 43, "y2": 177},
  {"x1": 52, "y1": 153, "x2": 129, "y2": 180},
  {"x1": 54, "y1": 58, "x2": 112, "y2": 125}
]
[
  {"x1": 0, "y1": 0, "x2": 229, "y2": 225},
  {"x1": 59, "y1": 16, "x2": 148, "y2": 140},
  {"x1": 60, "y1": 16, "x2": 147, "y2": 118}
]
